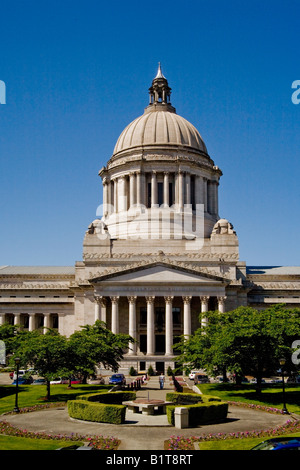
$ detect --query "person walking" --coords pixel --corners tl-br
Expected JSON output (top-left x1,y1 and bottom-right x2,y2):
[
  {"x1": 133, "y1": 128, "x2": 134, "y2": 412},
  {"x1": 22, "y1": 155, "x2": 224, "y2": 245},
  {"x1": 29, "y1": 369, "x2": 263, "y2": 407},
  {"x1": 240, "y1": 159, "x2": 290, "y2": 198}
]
[{"x1": 159, "y1": 372, "x2": 165, "y2": 390}]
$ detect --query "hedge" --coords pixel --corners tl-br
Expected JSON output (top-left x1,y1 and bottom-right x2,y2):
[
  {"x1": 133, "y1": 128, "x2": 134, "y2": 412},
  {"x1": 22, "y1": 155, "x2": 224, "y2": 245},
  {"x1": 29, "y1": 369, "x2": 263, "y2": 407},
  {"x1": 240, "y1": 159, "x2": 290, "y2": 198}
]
[
  {"x1": 166, "y1": 392, "x2": 222, "y2": 404},
  {"x1": 68, "y1": 400, "x2": 126, "y2": 424},
  {"x1": 76, "y1": 391, "x2": 136, "y2": 404},
  {"x1": 67, "y1": 390, "x2": 137, "y2": 424},
  {"x1": 165, "y1": 392, "x2": 228, "y2": 426}
]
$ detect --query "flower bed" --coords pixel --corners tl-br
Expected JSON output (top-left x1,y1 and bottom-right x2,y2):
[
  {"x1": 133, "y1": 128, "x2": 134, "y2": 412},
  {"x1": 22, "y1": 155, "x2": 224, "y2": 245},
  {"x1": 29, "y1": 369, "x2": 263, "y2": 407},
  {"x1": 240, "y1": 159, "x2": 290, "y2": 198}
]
[
  {"x1": 165, "y1": 419, "x2": 300, "y2": 450},
  {"x1": 226, "y1": 401, "x2": 288, "y2": 414},
  {"x1": 0, "y1": 420, "x2": 120, "y2": 449},
  {"x1": 0, "y1": 403, "x2": 120, "y2": 449}
]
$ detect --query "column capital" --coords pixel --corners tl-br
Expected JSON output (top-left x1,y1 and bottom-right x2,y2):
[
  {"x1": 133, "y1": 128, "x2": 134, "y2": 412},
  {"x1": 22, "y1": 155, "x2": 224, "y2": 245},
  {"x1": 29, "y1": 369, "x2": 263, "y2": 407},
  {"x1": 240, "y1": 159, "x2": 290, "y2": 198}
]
[
  {"x1": 164, "y1": 296, "x2": 174, "y2": 304},
  {"x1": 127, "y1": 296, "x2": 137, "y2": 303},
  {"x1": 217, "y1": 296, "x2": 227, "y2": 305},
  {"x1": 182, "y1": 296, "x2": 192, "y2": 304},
  {"x1": 110, "y1": 296, "x2": 120, "y2": 304},
  {"x1": 146, "y1": 296, "x2": 155, "y2": 304},
  {"x1": 200, "y1": 296, "x2": 210, "y2": 303},
  {"x1": 95, "y1": 295, "x2": 106, "y2": 307}
]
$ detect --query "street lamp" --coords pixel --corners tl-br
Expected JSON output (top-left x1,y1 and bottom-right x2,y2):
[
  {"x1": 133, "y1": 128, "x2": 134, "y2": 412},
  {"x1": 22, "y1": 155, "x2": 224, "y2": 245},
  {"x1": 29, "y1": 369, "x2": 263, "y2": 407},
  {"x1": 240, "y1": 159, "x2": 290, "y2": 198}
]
[
  {"x1": 13, "y1": 357, "x2": 20, "y2": 413},
  {"x1": 279, "y1": 358, "x2": 289, "y2": 414}
]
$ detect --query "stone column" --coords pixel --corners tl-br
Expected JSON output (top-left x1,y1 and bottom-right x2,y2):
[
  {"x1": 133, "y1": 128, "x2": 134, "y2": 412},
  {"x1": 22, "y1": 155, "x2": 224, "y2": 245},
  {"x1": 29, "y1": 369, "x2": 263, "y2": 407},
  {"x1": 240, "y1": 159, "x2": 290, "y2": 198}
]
[
  {"x1": 128, "y1": 296, "x2": 137, "y2": 355},
  {"x1": 203, "y1": 178, "x2": 208, "y2": 212},
  {"x1": 103, "y1": 179, "x2": 109, "y2": 216},
  {"x1": 118, "y1": 176, "x2": 127, "y2": 212},
  {"x1": 185, "y1": 172, "x2": 191, "y2": 206},
  {"x1": 163, "y1": 171, "x2": 169, "y2": 207},
  {"x1": 200, "y1": 296, "x2": 210, "y2": 329},
  {"x1": 0, "y1": 314, "x2": 5, "y2": 326},
  {"x1": 214, "y1": 181, "x2": 219, "y2": 217},
  {"x1": 100, "y1": 297, "x2": 107, "y2": 324},
  {"x1": 110, "y1": 296, "x2": 119, "y2": 334},
  {"x1": 218, "y1": 296, "x2": 227, "y2": 313},
  {"x1": 43, "y1": 314, "x2": 50, "y2": 333},
  {"x1": 165, "y1": 296, "x2": 174, "y2": 356},
  {"x1": 28, "y1": 313, "x2": 35, "y2": 332},
  {"x1": 14, "y1": 313, "x2": 21, "y2": 327},
  {"x1": 182, "y1": 296, "x2": 192, "y2": 337},
  {"x1": 113, "y1": 178, "x2": 118, "y2": 213},
  {"x1": 194, "y1": 175, "x2": 201, "y2": 206},
  {"x1": 94, "y1": 296, "x2": 101, "y2": 322},
  {"x1": 207, "y1": 181, "x2": 213, "y2": 214},
  {"x1": 136, "y1": 171, "x2": 142, "y2": 207},
  {"x1": 178, "y1": 170, "x2": 184, "y2": 210},
  {"x1": 146, "y1": 296, "x2": 155, "y2": 355},
  {"x1": 129, "y1": 172, "x2": 136, "y2": 208},
  {"x1": 151, "y1": 171, "x2": 158, "y2": 207}
]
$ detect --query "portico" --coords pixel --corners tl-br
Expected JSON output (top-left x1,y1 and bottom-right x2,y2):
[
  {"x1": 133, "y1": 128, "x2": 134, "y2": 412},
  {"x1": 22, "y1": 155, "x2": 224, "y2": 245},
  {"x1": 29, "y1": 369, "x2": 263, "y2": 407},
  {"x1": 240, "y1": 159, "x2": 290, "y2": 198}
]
[{"x1": 91, "y1": 262, "x2": 228, "y2": 363}]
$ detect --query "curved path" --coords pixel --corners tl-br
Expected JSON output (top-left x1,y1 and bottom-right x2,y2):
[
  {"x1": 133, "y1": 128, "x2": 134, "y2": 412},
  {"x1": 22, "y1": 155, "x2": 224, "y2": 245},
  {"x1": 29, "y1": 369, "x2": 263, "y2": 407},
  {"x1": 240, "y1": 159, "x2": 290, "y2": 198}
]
[{"x1": 2, "y1": 377, "x2": 292, "y2": 450}]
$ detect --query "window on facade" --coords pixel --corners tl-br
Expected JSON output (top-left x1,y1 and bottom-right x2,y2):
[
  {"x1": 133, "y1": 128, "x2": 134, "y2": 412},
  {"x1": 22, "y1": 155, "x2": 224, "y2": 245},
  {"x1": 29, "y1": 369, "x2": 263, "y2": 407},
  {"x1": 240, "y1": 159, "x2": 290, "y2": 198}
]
[
  {"x1": 52, "y1": 314, "x2": 59, "y2": 329},
  {"x1": 157, "y1": 182, "x2": 163, "y2": 206},
  {"x1": 173, "y1": 307, "x2": 181, "y2": 325},
  {"x1": 140, "y1": 308, "x2": 147, "y2": 325},
  {"x1": 155, "y1": 307, "x2": 165, "y2": 332},
  {"x1": 139, "y1": 335, "x2": 147, "y2": 353},
  {"x1": 147, "y1": 182, "x2": 151, "y2": 208}
]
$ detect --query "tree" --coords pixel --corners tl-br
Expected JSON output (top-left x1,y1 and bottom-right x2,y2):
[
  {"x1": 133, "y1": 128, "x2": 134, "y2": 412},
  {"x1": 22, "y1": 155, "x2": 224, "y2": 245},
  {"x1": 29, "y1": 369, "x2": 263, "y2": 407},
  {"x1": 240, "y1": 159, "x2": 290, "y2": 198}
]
[
  {"x1": 175, "y1": 305, "x2": 300, "y2": 391},
  {"x1": 11, "y1": 329, "x2": 69, "y2": 400},
  {"x1": 67, "y1": 321, "x2": 134, "y2": 381}
]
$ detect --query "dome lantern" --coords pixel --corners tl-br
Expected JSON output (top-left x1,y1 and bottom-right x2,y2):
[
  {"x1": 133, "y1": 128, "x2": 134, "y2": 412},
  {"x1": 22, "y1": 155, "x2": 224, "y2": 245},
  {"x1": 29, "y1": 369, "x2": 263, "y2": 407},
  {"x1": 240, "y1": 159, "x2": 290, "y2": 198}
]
[{"x1": 147, "y1": 63, "x2": 176, "y2": 113}]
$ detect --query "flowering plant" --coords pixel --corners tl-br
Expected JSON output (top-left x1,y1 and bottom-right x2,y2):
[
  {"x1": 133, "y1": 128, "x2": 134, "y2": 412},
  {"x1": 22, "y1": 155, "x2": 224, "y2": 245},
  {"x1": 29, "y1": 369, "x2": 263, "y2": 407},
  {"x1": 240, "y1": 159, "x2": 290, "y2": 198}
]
[{"x1": 166, "y1": 419, "x2": 300, "y2": 449}]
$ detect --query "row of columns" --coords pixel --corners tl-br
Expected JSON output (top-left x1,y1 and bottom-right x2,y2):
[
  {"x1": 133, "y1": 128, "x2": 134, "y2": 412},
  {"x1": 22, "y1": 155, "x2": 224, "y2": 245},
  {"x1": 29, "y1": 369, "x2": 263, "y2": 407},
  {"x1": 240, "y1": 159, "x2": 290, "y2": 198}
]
[
  {"x1": 103, "y1": 171, "x2": 218, "y2": 216},
  {"x1": 94, "y1": 295, "x2": 227, "y2": 356},
  {"x1": 0, "y1": 313, "x2": 57, "y2": 331}
]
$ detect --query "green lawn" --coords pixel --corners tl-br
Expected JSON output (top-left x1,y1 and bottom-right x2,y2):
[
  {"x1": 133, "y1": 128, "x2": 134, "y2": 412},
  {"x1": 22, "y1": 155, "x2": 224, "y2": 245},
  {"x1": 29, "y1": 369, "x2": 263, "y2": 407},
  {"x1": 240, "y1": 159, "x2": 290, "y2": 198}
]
[
  {"x1": 0, "y1": 383, "x2": 111, "y2": 414},
  {"x1": 197, "y1": 432, "x2": 300, "y2": 450},
  {"x1": 0, "y1": 434, "x2": 85, "y2": 450},
  {"x1": 198, "y1": 383, "x2": 300, "y2": 415}
]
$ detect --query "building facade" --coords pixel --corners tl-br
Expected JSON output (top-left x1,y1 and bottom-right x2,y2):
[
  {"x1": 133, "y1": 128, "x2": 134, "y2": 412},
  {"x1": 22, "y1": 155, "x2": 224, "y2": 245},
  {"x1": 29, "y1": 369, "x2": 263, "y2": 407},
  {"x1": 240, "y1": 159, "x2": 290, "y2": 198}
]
[{"x1": 1, "y1": 66, "x2": 300, "y2": 373}]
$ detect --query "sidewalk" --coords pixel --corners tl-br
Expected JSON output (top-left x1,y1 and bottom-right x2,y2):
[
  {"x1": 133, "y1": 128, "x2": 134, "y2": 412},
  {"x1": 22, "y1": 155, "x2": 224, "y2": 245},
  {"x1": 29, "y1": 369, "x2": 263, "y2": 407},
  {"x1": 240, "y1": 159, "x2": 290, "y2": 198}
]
[{"x1": 2, "y1": 376, "x2": 291, "y2": 450}]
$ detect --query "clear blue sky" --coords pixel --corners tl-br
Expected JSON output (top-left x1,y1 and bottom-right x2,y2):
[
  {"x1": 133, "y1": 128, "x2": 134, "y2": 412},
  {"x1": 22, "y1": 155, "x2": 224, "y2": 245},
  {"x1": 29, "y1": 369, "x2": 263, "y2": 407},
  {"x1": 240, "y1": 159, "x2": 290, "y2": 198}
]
[{"x1": 0, "y1": 0, "x2": 299, "y2": 267}]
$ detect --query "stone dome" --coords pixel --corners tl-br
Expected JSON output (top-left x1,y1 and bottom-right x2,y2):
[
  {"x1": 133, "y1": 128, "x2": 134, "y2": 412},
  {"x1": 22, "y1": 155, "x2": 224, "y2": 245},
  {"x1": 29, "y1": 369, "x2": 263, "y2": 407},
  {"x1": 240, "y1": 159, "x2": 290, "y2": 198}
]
[{"x1": 113, "y1": 108, "x2": 208, "y2": 155}]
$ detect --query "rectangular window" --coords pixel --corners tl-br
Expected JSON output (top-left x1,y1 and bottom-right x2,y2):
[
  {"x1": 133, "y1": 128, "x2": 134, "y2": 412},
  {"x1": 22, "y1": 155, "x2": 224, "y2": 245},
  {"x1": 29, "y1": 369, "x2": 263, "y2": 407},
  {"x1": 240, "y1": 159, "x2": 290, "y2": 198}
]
[
  {"x1": 140, "y1": 307, "x2": 147, "y2": 325},
  {"x1": 173, "y1": 307, "x2": 181, "y2": 325},
  {"x1": 157, "y1": 182, "x2": 163, "y2": 206}
]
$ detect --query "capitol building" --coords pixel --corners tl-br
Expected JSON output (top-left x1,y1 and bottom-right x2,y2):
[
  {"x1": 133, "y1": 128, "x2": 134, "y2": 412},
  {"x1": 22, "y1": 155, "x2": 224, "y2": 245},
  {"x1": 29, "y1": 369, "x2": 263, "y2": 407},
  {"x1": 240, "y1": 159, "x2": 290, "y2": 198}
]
[{"x1": 1, "y1": 66, "x2": 300, "y2": 374}]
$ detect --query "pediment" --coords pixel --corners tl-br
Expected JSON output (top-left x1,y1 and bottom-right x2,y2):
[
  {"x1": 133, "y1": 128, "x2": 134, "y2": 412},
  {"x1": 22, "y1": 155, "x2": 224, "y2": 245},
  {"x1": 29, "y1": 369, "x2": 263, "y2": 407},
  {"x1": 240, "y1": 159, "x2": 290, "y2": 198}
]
[{"x1": 90, "y1": 262, "x2": 227, "y2": 285}]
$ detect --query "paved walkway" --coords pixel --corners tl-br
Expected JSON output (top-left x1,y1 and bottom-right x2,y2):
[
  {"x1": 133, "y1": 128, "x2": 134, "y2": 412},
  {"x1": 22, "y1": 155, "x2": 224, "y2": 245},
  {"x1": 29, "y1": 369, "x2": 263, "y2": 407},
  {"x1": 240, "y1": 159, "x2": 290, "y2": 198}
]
[{"x1": 2, "y1": 376, "x2": 292, "y2": 450}]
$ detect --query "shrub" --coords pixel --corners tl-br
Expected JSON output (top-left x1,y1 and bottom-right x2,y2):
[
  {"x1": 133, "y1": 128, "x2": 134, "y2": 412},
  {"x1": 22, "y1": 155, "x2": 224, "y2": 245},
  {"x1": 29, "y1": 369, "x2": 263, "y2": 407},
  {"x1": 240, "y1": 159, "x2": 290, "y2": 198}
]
[
  {"x1": 165, "y1": 392, "x2": 227, "y2": 426},
  {"x1": 67, "y1": 390, "x2": 137, "y2": 425},
  {"x1": 129, "y1": 366, "x2": 136, "y2": 376},
  {"x1": 68, "y1": 400, "x2": 126, "y2": 424},
  {"x1": 147, "y1": 365, "x2": 154, "y2": 376},
  {"x1": 76, "y1": 391, "x2": 136, "y2": 404}
]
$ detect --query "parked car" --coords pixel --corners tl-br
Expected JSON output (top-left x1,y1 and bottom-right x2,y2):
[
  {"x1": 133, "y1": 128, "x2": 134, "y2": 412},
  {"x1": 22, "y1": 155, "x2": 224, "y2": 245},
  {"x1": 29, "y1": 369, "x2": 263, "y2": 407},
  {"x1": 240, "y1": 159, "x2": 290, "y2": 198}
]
[
  {"x1": 251, "y1": 437, "x2": 300, "y2": 450},
  {"x1": 12, "y1": 370, "x2": 27, "y2": 381},
  {"x1": 32, "y1": 378, "x2": 47, "y2": 385},
  {"x1": 50, "y1": 377, "x2": 69, "y2": 385},
  {"x1": 11, "y1": 377, "x2": 32, "y2": 385},
  {"x1": 108, "y1": 374, "x2": 126, "y2": 385},
  {"x1": 194, "y1": 374, "x2": 210, "y2": 384},
  {"x1": 70, "y1": 376, "x2": 82, "y2": 384},
  {"x1": 188, "y1": 370, "x2": 199, "y2": 380}
]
